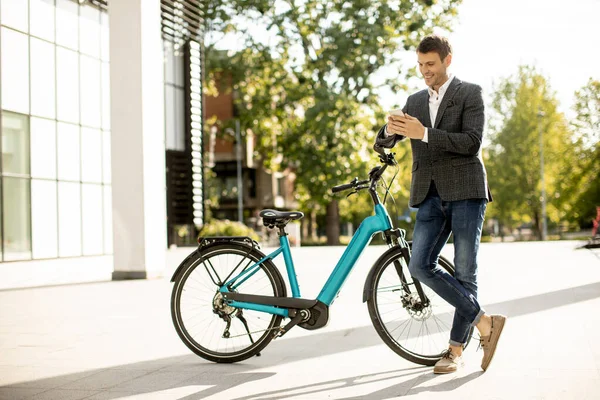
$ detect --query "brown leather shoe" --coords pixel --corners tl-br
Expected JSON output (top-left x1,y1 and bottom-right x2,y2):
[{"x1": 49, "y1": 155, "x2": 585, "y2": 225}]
[
  {"x1": 433, "y1": 349, "x2": 464, "y2": 374},
  {"x1": 480, "y1": 314, "x2": 507, "y2": 371}
]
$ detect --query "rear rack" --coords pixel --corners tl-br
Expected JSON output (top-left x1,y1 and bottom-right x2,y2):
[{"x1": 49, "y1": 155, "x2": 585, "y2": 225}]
[{"x1": 198, "y1": 236, "x2": 260, "y2": 250}]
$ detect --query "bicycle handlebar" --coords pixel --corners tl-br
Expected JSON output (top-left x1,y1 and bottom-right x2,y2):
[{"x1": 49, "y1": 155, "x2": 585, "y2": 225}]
[
  {"x1": 332, "y1": 178, "x2": 370, "y2": 193},
  {"x1": 330, "y1": 146, "x2": 397, "y2": 194}
]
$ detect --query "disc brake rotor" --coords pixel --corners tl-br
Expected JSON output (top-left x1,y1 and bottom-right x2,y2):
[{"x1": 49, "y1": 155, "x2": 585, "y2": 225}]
[{"x1": 402, "y1": 292, "x2": 432, "y2": 321}]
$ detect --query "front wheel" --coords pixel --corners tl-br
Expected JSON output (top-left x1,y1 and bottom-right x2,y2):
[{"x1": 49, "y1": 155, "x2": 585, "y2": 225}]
[{"x1": 367, "y1": 246, "x2": 473, "y2": 366}]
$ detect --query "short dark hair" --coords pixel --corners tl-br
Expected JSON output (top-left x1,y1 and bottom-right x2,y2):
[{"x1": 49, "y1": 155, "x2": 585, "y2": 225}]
[{"x1": 417, "y1": 35, "x2": 452, "y2": 61}]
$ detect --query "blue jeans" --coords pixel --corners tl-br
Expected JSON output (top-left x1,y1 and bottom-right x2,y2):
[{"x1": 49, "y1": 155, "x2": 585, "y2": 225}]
[{"x1": 408, "y1": 190, "x2": 487, "y2": 346}]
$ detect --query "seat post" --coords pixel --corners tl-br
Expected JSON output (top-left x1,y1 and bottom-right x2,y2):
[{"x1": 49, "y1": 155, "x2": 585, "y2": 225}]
[{"x1": 277, "y1": 225, "x2": 288, "y2": 237}]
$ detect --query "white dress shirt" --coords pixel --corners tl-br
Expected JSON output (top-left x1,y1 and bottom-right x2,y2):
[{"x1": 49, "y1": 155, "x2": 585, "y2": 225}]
[{"x1": 386, "y1": 74, "x2": 455, "y2": 143}]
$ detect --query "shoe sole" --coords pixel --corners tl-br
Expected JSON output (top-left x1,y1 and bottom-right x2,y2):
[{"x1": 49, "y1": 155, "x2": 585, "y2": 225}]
[
  {"x1": 433, "y1": 368, "x2": 457, "y2": 374},
  {"x1": 482, "y1": 316, "x2": 506, "y2": 371},
  {"x1": 433, "y1": 360, "x2": 463, "y2": 374}
]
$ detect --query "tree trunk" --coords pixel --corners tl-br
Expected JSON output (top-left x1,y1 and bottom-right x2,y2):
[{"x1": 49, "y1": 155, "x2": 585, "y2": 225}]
[
  {"x1": 311, "y1": 210, "x2": 318, "y2": 240},
  {"x1": 301, "y1": 218, "x2": 308, "y2": 242},
  {"x1": 326, "y1": 200, "x2": 340, "y2": 245}
]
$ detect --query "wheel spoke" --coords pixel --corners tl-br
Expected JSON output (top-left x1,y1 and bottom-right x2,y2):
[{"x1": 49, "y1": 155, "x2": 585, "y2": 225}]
[{"x1": 369, "y1": 250, "x2": 460, "y2": 363}]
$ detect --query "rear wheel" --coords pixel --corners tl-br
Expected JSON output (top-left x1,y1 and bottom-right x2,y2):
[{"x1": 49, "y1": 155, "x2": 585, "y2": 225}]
[
  {"x1": 171, "y1": 243, "x2": 286, "y2": 363},
  {"x1": 367, "y1": 246, "x2": 473, "y2": 366}
]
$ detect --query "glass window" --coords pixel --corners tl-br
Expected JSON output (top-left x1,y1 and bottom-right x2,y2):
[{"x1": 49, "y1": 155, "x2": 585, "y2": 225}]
[
  {"x1": 103, "y1": 185, "x2": 112, "y2": 254},
  {"x1": 174, "y1": 53, "x2": 184, "y2": 87},
  {"x1": 79, "y1": 4, "x2": 100, "y2": 58},
  {"x1": 1, "y1": 111, "x2": 30, "y2": 175},
  {"x1": 175, "y1": 87, "x2": 185, "y2": 150},
  {"x1": 164, "y1": 41, "x2": 175, "y2": 85},
  {"x1": 2, "y1": 177, "x2": 32, "y2": 261},
  {"x1": 56, "y1": 47, "x2": 80, "y2": 124},
  {"x1": 30, "y1": 117, "x2": 56, "y2": 179},
  {"x1": 1, "y1": 0, "x2": 28, "y2": 32},
  {"x1": 80, "y1": 55, "x2": 101, "y2": 128},
  {"x1": 30, "y1": 0, "x2": 55, "y2": 42},
  {"x1": 165, "y1": 85, "x2": 175, "y2": 149},
  {"x1": 1, "y1": 28, "x2": 30, "y2": 114},
  {"x1": 57, "y1": 122, "x2": 80, "y2": 181},
  {"x1": 82, "y1": 183, "x2": 103, "y2": 255},
  {"x1": 31, "y1": 179, "x2": 58, "y2": 259},
  {"x1": 101, "y1": 62, "x2": 110, "y2": 130},
  {"x1": 102, "y1": 130, "x2": 111, "y2": 184},
  {"x1": 277, "y1": 177, "x2": 286, "y2": 197},
  {"x1": 165, "y1": 86, "x2": 185, "y2": 151},
  {"x1": 30, "y1": 38, "x2": 56, "y2": 119},
  {"x1": 81, "y1": 127, "x2": 102, "y2": 183},
  {"x1": 56, "y1": 0, "x2": 79, "y2": 50},
  {"x1": 58, "y1": 181, "x2": 81, "y2": 257},
  {"x1": 100, "y1": 12, "x2": 109, "y2": 62}
]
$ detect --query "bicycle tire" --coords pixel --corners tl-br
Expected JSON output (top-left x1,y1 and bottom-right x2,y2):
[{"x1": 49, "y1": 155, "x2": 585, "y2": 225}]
[
  {"x1": 171, "y1": 243, "x2": 286, "y2": 363},
  {"x1": 367, "y1": 246, "x2": 474, "y2": 366}
]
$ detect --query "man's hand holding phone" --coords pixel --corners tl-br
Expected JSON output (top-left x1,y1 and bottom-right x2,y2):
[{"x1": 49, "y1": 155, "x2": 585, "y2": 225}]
[{"x1": 387, "y1": 108, "x2": 425, "y2": 140}]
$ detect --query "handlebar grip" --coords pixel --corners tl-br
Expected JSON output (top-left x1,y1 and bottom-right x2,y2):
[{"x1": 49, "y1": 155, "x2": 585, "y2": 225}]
[{"x1": 332, "y1": 182, "x2": 355, "y2": 193}]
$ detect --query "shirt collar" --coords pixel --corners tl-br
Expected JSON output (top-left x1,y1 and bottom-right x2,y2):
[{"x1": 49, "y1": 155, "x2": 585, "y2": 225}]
[{"x1": 428, "y1": 74, "x2": 454, "y2": 99}]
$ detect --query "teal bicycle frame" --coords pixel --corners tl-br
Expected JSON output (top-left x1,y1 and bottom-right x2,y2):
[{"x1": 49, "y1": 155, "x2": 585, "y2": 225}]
[{"x1": 220, "y1": 203, "x2": 393, "y2": 318}]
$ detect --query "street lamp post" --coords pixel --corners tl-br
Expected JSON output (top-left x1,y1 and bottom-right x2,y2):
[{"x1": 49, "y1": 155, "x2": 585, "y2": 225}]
[
  {"x1": 537, "y1": 111, "x2": 548, "y2": 241},
  {"x1": 226, "y1": 121, "x2": 243, "y2": 223}
]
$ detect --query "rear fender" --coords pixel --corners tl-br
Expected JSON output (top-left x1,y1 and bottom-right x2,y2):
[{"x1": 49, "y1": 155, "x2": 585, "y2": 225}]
[
  {"x1": 170, "y1": 236, "x2": 259, "y2": 283},
  {"x1": 170, "y1": 247, "x2": 202, "y2": 283}
]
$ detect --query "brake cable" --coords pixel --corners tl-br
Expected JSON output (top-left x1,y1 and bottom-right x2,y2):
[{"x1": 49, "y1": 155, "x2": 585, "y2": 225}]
[{"x1": 380, "y1": 165, "x2": 401, "y2": 228}]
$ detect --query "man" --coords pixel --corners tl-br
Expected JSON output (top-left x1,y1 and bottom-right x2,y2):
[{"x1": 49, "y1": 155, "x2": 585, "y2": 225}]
[{"x1": 376, "y1": 35, "x2": 506, "y2": 374}]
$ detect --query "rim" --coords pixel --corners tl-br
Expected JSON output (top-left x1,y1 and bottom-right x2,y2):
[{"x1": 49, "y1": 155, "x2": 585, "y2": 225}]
[
  {"x1": 173, "y1": 248, "x2": 280, "y2": 358},
  {"x1": 373, "y1": 253, "x2": 456, "y2": 360}
]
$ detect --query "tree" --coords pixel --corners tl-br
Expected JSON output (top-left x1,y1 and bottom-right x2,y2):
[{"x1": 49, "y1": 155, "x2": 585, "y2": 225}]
[
  {"x1": 486, "y1": 66, "x2": 577, "y2": 239},
  {"x1": 202, "y1": 0, "x2": 462, "y2": 244},
  {"x1": 563, "y1": 78, "x2": 600, "y2": 228}
]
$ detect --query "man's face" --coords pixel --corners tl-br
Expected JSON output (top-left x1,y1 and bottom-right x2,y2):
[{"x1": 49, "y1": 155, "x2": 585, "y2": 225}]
[{"x1": 417, "y1": 51, "x2": 452, "y2": 89}]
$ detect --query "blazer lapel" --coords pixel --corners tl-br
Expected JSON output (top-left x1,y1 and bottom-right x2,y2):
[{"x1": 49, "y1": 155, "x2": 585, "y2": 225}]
[
  {"x1": 420, "y1": 90, "x2": 432, "y2": 128},
  {"x1": 434, "y1": 77, "x2": 462, "y2": 129}
]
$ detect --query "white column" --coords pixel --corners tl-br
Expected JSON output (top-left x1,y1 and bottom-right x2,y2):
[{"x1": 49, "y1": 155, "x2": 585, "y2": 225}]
[{"x1": 109, "y1": 0, "x2": 166, "y2": 279}]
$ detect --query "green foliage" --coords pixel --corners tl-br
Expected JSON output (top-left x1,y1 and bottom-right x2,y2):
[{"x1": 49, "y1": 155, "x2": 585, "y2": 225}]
[
  {"x1": 198, "y1": 219, "x2": 260, "y2": 241},
  {"x1": 338, "y1": 160, "x2": 412, "y2": 226},
  {"x1": 202, "y1": 0, "x2": 462, "y2": 241},
  {"x1": 202, "y1": 153, "x2": 220, "y2": 222},
  {"x1": 486, "y1": 66, "x2": 578, "y2": 237},
  {"x1": 564, "y1": 78, "x2": 600, "y2": 227}
]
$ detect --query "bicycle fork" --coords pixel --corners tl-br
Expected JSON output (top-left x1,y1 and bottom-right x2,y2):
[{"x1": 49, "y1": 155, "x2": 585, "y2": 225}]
[{"x1": 395, "y1": 247, "x2": 430, "y2": 310}]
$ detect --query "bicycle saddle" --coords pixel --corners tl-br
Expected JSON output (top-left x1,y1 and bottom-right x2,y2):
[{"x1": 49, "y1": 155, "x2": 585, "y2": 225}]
[{"x1": 260, "y1": 209, "x2": 304, "y2": 227}]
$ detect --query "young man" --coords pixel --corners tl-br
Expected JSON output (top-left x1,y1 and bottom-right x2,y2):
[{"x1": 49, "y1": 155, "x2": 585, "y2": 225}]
[{"x1": 375, "y1": 35, "x2": 506, "y2": 374}]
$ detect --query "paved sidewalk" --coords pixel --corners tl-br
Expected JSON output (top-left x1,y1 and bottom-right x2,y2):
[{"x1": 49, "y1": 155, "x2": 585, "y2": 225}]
[{"x1": 1, "y1": 241, "x2": 599, "y2": 399}]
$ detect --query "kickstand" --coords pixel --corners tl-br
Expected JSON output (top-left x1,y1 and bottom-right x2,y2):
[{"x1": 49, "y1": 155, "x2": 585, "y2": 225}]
[{"x1": 237, "y1": 311, "x2": 262, "y2": 357}]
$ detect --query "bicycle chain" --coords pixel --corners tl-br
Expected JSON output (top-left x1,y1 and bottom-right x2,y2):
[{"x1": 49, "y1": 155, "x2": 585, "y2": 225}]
[{"x1": 225, "y1": 325, "x2": 283, "y2": 339}]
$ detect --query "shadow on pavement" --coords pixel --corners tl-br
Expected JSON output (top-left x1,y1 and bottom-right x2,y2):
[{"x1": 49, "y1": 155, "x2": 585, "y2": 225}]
[
  {"x1": 3, "y1": 281, "x2": 600, "y2": 399},
  {"x1": 226, "y1": 366, "x2": 431, "y2": 400}
]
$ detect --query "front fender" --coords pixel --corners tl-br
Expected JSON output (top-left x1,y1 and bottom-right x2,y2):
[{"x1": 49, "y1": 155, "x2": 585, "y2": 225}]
[{"x1": 362, "y1": 246, "x2": 407, "y2": 302}]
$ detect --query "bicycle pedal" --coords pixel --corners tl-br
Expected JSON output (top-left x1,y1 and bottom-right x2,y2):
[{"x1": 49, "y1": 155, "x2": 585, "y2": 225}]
[{"x1": 274, "y1": 310, "x2": 305, "y2": 339}]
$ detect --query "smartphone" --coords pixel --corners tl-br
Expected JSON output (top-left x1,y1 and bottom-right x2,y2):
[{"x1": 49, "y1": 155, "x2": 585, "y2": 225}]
[{"x1": 389, "y1": 108, "x2": 405, "y2": 117}]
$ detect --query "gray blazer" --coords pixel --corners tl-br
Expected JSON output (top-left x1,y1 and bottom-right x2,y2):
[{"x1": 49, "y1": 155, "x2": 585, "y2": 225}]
[{"x1": 376, "y1": 77, "x2": 492, "y2": 208}]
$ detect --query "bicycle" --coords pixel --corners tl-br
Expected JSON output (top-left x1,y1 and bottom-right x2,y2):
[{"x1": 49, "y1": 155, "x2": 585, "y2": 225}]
[{"x1": 170, "y1": 147, "x2": 473, "y2": 365}]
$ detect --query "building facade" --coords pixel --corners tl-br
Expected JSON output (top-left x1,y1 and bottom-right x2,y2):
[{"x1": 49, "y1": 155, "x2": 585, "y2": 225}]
[
  {"x1": 0, "y1": 0, "x2": 204, "y2": 288},
  {"x1": 204, "y1": 82, "x2": 299, "y2": 239}
]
